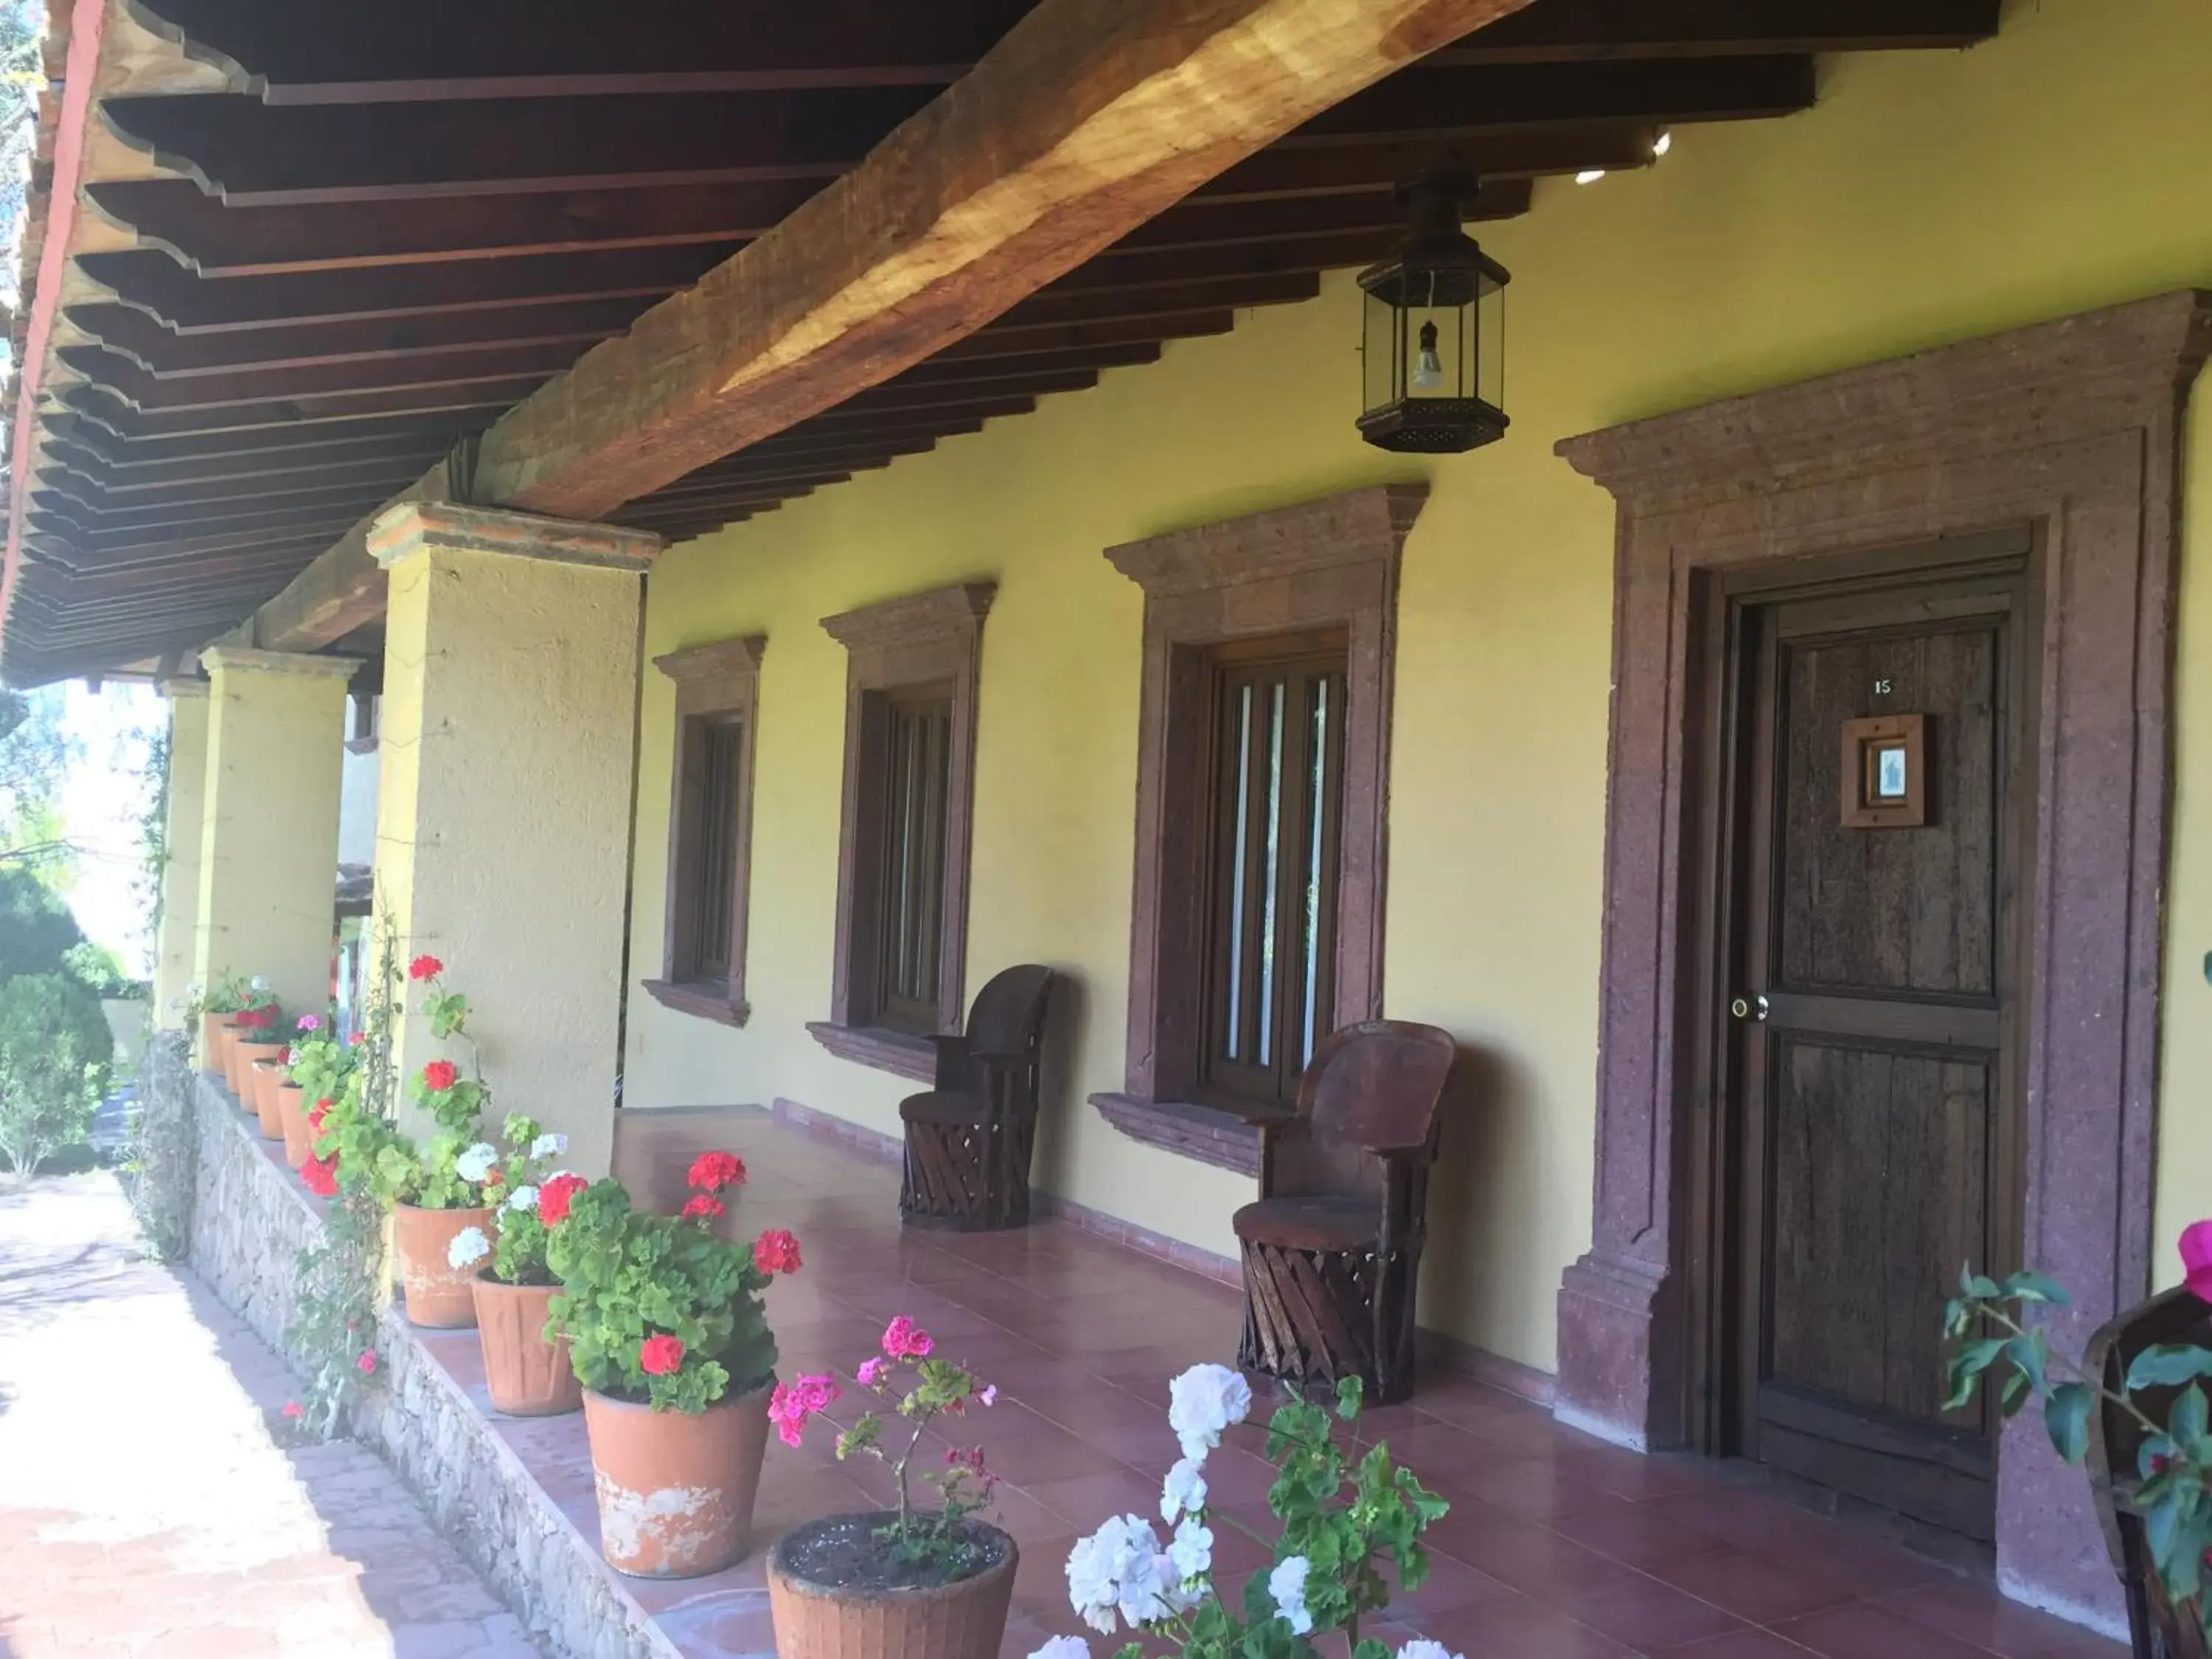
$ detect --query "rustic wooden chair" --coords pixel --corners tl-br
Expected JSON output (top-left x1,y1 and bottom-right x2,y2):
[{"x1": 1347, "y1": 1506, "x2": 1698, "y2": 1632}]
[
  {"x1": 1234, "y1": 1019, "x2": 1457, "y2": 1405},
  {"x1": 2087, "y1": 1287, "x2": 2211, "y2": 1658},
  {"x1": 897, "y1": 965, "x2": 1056, "y2": 1231}
]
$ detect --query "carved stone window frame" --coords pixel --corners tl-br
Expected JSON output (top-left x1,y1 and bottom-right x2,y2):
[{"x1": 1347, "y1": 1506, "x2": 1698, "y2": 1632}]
[
  {"x1": 1089, "y1": 484, "x2": 1427, "y2": 1173},
  {"x1": 644, "y1": 635, "x2": 766, "y2": 1028},
  {"x1": 1552, "y1": 291, "x2": 2212, "y2": 1618},
  {"x1": 807, "y1": 581, "x2": 995, "y2": 1082}
]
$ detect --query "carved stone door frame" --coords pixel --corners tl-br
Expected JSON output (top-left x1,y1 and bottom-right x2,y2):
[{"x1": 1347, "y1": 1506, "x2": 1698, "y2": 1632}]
[{"x1": 1554, "y1": 291, "x2": 2211, "y2": 1619}]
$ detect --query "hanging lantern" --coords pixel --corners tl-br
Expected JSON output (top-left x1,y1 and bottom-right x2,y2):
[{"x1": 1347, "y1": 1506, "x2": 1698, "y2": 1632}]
[{"x1": 1356, "y1": 172, "x2": 1509, "y2": 454}]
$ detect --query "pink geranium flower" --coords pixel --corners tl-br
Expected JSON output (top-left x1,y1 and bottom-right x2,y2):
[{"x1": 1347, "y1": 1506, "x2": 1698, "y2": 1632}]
[
  {"x1": 2182, "y1": 1220, "x2": 2212, "y2": 1303},
  {"x1": 881, "y1": 1315, "x2": 933, "y2": 1360}
]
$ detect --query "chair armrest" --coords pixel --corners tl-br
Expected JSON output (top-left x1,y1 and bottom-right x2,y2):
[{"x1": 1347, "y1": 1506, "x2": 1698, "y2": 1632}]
[
  {"x1": 1253, "y1": 1112, "x2": 1308, "y2": 1197},
  {"x1": 930, "y1": 1032, "x2": 973, "y2": 1090}
]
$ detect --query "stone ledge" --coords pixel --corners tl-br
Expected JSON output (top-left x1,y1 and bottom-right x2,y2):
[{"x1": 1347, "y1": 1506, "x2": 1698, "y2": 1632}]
[
  {"x1": 175, "y1": 1058, "x2": 687, "y2": 1659},
  {"x1": 803, "y1": 1020, "x2": 934, "y2": 1082},
  {"x1": 1088, "y1": 1092, "x2": 1272, "y2": 1178}
]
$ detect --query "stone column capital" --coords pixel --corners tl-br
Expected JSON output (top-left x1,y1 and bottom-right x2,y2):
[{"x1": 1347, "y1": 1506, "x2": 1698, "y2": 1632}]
[
  {"x1": 201, "y1": 646, "x2": 364, "y2": 681},
  {"x1": 368, "y1": 502, "x2": 663, "y2": 573},
  {"x1": 158, "y1": 677, "x2": 209, "y2": 700}
]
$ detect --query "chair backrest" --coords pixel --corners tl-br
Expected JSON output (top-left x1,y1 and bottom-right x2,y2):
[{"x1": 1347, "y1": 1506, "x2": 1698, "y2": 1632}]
[
  {"x1": 2088, "y1": 1286, "x2": 2211, "y2": 1659},
  {"x1": 965, "y1": 964, "x2": 1055, "y2": 1059},
  {"x1": 1302, "y1": 1020, "x2": 1457, "y2": 1152}
]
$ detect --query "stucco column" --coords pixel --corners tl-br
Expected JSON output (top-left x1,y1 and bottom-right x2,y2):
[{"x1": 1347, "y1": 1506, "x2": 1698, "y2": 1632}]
[
  {"x1": 193, "y1": 648, "x2": 358, "y2": 1018},
  {"x1": 150, "y1": 677, "x2": 209, "y2": 1032},
  {"x1": 369, "y1": 503, "x2": 661, "y2": 1178}
]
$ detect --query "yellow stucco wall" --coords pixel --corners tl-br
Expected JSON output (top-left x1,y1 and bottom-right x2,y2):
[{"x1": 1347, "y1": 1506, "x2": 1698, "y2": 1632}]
[{"x1": 623, "y1": 0, "x2": 2212, "y2": 1373}]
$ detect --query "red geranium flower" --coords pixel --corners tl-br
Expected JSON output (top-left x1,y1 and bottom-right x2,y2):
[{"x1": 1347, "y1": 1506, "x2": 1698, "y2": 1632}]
[
  {"x1": 300, "y1": 1152, "x2": 340, "y2": 1197},
  {"x1": 753, "y1": 1229, "x2": 802, "y2": 1276},
  {"x1": 681, "y1": 1194, "x2": 725, "y2": 1222},
  {"x1": 686, "y1": 1150, "x2": 745, "y2": 1192},
  {"x1": 538, "y1": 1172, "x2": 590, "y2": 1226},
  {"x1": 420, "y1": 1059, "x2": 459, "y2": 1092},
  {"x1": 308, "y1": 1099, "x2": 330, "y2": 1133},
  {"x1": 639, "y1": 1334, "x2": 686, "y2": 1377},
  {"x1": 408, "y1": 954, "x2": 444, "y2": 981},
  {"x1": 355, "y1": 1349, "x2": 378, "y2": 1376}
]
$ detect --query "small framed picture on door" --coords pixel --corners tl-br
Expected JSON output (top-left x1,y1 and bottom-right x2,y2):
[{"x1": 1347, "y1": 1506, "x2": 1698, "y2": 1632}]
[{"x1": 1840, "y1": 713, "x2": 1927, "y2": 828}]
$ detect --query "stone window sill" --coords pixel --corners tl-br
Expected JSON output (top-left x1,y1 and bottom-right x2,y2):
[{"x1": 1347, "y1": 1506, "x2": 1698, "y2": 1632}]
[
  {"x1": 641, "y1": 979, "x2": 749, "y2": 1028},
  {"x1": 806, "y1": 1021, "x2": 934, "y2": 1083},
  {"x1": 1089, "y1": 1093, "x2": 1288, "y2": 1178}
]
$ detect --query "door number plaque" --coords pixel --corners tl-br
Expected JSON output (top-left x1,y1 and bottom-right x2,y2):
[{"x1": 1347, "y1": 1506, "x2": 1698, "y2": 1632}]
[{"x1": 1840, "y1": 712, "x2": 1927, "y2": 829}]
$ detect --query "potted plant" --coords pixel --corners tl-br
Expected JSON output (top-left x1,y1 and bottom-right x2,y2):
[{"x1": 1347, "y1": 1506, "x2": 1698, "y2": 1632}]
[
  {"x1": 448, "y1": 1115, "x2": 585, "y2": 1416},
  {"x1": 227, "y1": 995, "x2": 287, "y2": 1129},
  {"x1": 278, "y1": 1012, "x2": 343, "y2": 1171},
  {"x1": 1944, "y1": 1226, "x2": 2212, "y2": 1647},
  {"x1": 768, "y1": 1315, "x2": 1018, "y2": 1659},
  {"x1": 546, "y1": 1151, "x2": 799, "y2": 1578},
  {"x1": 315, "y1": 953, "x2": 497, "y2": 1326},
  {"x1": 1006, "y1": 1365, "x2": 1460, "y2": 1659},
  {"x1": 192, "y1": 975, "x2": 246, "y2": 1074}
]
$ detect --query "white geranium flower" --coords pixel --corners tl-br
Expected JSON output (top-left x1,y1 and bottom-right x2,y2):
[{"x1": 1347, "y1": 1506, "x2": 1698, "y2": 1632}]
[
  {"x1": 1395, "y1": 1643, "x2": 1464, "y2": 1659},
  {"x1": 447, "y1": 1225, "x2": 491, "y2": 1269},
  {"x1": 1161, "y1": 1455, "x2": 1208, "y2": 1524},
  {"x1": 529, "y1": 1131, "x2": 568, "y2": 1160},
  {"x1": 1026, "y1": 1641, "x2": 1091, "y2": 1659},
  {"x1": 507, "y1": 1184, "x2": 538, "y2": 1213},
  {"x1": 1268, "y1": 1556, "x2": 1313, "y2": 1636},
  {"x1": 1166, "y1": 1516, "x2": 1212, "y2": 1586},
  {"x1": 1065, "y1": 1514, "x2": 1175, "y2": 1635},
  {"x1": 454, "y1": 1141, "x2": 498, "y2": 1183},
  {"x1": 1167, "y1": 1363, "x2": 1251, "y2": 1461},
  {"x1": 249, "y1": 975, "x2": 270, "y2": 991}
]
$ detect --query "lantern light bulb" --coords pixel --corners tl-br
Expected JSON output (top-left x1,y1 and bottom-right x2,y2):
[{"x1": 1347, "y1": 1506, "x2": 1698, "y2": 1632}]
[
  {"x1": 1575, "y1": 168, "x2": 1607, "y2": 185},
  {"x1": 1653, "y1": 130, "x2": 1673, "y2": 157},
  {"x1": 1410, "y1": 321, "x2": 1444, "y2": 392}
]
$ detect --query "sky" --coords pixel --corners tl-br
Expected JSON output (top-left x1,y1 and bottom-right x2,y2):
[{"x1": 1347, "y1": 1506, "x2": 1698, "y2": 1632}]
[{"x1": 55, "y1": 681, "x2": 164, "y2": 977}]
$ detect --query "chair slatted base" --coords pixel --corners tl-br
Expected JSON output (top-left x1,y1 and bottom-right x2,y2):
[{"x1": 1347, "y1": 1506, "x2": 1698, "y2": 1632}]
[
  {"x1": 899, "y1": 1110, "x2": 1034, "y2": 1231},
  {"x1": 1237, "y1": 1235, "x2": 1420, "y2": 1405}
]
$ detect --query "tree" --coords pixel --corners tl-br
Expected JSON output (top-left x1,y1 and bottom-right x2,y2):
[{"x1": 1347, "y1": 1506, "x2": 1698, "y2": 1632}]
[
  {"x1": 0, "y1": 973, "x2": 111, "y2": 1174},
  {"x1": 0, "y1": 687, "x2": 74, "y2": 874},
  {"x1": 0, "y1": 863, "x2": 84, "y2": 981}
]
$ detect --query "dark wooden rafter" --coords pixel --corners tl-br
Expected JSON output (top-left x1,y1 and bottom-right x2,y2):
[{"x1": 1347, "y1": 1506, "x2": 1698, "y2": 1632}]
[
  {"x1": 7, "y1": 0, "x2": 2005, "y2": 681},
  {"x1": 125, "y1": 0, "x2": 1995, "y2": 101}
]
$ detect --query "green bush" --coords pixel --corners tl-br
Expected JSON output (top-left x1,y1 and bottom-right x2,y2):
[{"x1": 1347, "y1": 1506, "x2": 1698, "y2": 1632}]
[
  {"x1": 0, "y1": 866, "x2": 84, "y2": 983},
  {"x1": 0, "y1": 973, "x2": 113, "y2": 1174}
]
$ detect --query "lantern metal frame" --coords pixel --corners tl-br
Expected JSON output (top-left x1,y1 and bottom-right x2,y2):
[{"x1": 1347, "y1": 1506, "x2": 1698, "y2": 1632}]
[{"x1": 1355, "y1": 171, "x2": 1511, "y2": 455}]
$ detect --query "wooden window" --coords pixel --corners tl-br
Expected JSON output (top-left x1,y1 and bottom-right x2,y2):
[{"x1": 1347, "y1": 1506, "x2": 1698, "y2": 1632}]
[
  {"x1": 810, "y1": 582, "x2": 994, "y2": 1080},
  {"x1": 872, "y1": 689, "x2": 954, "y2": 1034},
  {"x1": 1203, "y1": 646, "x2": 1347, "y2": 1107},
  {"x1": 1089, "y1": 484, "x2": 1424, "y2": 1172},
  {"x1": 644, "y1": 636, "x2": 765, "y2": 1026}
]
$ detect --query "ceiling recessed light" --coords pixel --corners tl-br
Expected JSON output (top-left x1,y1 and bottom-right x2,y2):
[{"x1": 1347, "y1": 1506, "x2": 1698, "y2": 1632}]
[
  {"x1": 1653, "y1": 130, "x2": 1673, "y2": 157},
  {"x1": 1574, "y1": 169, "x2": 1607, "y2": 185}
]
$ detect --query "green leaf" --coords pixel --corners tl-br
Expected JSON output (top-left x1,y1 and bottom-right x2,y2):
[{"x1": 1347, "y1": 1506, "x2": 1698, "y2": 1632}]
[
  {"x1": 2001, "y1": 1270, "x2": 2072, "y2": 1307},
  {"x1": 2129, "y1": 1345, "x2": 2212, "y2": 1392},
  {"x1": 2045, "y1": 1383, "x2": 2094, "y2": 1464},
  {"x1": 2174, "y1": 1383, "x2": 2209, "y2": 1448},
  {"x1": 1999, "y1": 1365, "x2": 2031, "y2": 1417},
  {"x1": 1335, "y1": 1374, "x2": 1364, "y2": 1419},
  {"x1": 1958, "y1": 1263, "x2": 2002, "y2": 1299},
  {"x1": 2006, "y1": 1331, "x2": 2049, "y2": 1397}
]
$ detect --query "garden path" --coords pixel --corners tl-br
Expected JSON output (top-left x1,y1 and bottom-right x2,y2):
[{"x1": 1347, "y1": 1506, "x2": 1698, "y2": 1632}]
[{"x1": 0, "y1": 1171, "x2": 539, "y2": 1659}]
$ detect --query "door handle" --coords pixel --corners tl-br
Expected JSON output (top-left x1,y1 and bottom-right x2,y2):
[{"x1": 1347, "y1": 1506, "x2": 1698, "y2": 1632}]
[{"x1": 1729, "y1": 993, "x2": 1770, "y2": 1023}]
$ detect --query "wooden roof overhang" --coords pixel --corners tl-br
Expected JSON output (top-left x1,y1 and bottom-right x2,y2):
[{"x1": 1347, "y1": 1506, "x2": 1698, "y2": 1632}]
[{"x1": 0, "y1": 0, "x2": 2002, "y2": 684}]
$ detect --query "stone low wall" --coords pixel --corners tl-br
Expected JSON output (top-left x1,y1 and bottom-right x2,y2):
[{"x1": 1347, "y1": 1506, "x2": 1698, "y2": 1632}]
[{"x1": 149, "y1": 1043, "x2": 680, "y2": 1659}]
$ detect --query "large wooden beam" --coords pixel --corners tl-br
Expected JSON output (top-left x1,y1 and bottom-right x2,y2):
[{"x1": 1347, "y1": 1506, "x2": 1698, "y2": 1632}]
[{"x1": 249, "y1": 0, "x2": 1538, "y2": 650}]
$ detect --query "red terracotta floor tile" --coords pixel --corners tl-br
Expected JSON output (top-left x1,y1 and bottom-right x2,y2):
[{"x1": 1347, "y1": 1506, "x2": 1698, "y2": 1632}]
[
  {"x1": 1877, "y1": 1579, "x2": 2126, "y2": 1657},
  {"x1": 1544, "y1": 1571, "x2": 1753, "y2": 1649},
  {"x1": 1409, "y1": 1589, "x2": 1639, "y2": 1659},
  {"x1": 1772, "y1": 1599, "x2": 1997, "y2": 1659},
  {"x1": 1649, "y1": 1628, "x2": 1827, "y2": 1659},
  {"x1": 1554, "y1": 1500, "x2": 1738, "y2": 1569},
  {"x1": 1652, "y1": 1546, "x2": 1862, "y2": 1624}
]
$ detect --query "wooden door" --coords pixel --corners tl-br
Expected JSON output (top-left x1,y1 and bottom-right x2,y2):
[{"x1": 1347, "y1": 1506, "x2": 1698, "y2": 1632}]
[{"x1": 1721, "y1": 550, "x2": 2032, "y2": 1541}]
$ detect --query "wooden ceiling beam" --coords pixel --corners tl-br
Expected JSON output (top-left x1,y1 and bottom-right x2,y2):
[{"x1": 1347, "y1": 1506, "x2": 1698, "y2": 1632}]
[
  {"x1": 100, "y1": 57, "x2": 1797, "y2": 207},
  {"x1": 65, "y1": 296, "x2": 647, "y2": 377},
  {"x1": 77, "y1": 245, "x2": 728, "y2": 334},
  {"x1": 86, "y1": 177, "x2": 803, "y2": 276},
  {"x1": 37, "y1": 458, "x2": 426, "y2": 515},
  {"x1": 124, "y1": 0, "x2": 1994, "y2": 100},
  {"x1": 41, "y1": 410, "x2": 473, "y2": 471},
  {"x1": 59, "y1": 338, "x2": 588, "y2": 411},
  {"x1": 1189, "y1": 123, "x2": 1654, "y2": 201},
  {"x1": 59, "y1": 378, "x2": 548, "y2": 442}
]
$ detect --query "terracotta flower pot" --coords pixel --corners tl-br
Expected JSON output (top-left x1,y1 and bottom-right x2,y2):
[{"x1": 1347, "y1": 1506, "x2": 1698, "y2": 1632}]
[
  {"x1": 232, "y1": 1040, "x2": 284, "y2": 1119},
  {"x1": 276, "y1": 1082, "x2": 312, "y2": 1169},
  {"x1": 249, "y1": 1058, "x2": 287, "y2": 1138},
  {"x1": 582, "y1": 1381, "x2": 771, "y2": 1578},
  {"x1": 472, "y1": 1277, "x2": 582, "y2": 1417},
  {"x1": 200, "y1": 1011, "x2": 236, "y2": 1074},
  {"x1": 392, "y1": 1203, "x2": 496, "y2": 1328},
  {"x1": 768, "y1": 1512, "x2": 1017, "y2": 1659}
]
